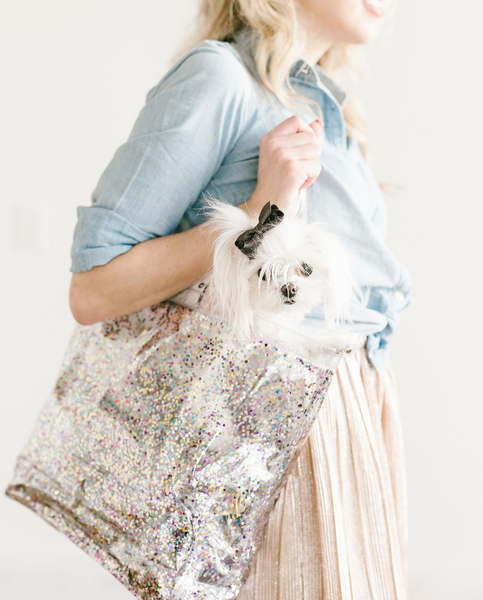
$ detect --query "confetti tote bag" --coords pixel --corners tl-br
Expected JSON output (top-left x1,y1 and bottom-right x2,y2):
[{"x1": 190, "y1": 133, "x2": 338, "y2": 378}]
[{"x1": 5, "y1": 300, "x2": 343, "y2": 600}]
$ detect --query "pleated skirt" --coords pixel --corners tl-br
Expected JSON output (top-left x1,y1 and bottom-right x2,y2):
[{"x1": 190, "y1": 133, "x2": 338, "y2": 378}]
[{"x1": 237, "y1": 344, "x2": 408, "y2": 600}]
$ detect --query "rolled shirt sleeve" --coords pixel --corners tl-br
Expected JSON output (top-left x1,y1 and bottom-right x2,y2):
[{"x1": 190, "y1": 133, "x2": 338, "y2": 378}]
[{"x1": 70, "y1": 41, "x2": 250, "y2": 273}]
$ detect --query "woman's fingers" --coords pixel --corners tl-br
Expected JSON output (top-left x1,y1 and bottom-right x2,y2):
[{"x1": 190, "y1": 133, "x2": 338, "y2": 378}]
[
  {"x1": 274, "y1": 142, "x2": 321, "y2": 162},
  {"x1": 247, "y1": 115, "x2": 323, "y2": 213},
  {"x1": 298, "y1": 160, "x2": 322, "y2": 190},
  {"x1": 269, "y1": 130, "x2": 320, "y2": 149},
  {"x1": 262, "y1": 114, "x2": 319, "y2": 140}
]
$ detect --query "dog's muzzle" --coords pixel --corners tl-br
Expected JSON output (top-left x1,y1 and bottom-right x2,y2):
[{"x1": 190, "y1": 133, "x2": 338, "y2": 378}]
[{"x1": 281, "y1": 283, "x2": 297, "y2": 304}]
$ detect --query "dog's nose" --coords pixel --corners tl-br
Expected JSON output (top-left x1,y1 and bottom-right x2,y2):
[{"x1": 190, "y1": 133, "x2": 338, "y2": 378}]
[{"x1": 281, "y1": 283, "x2": 297, "y2": 299}]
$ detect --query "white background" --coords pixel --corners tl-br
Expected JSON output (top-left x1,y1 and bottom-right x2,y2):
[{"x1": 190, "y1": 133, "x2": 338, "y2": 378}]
[{"x1": 1, "y1": 1, "x2": 482, "y2": 599}]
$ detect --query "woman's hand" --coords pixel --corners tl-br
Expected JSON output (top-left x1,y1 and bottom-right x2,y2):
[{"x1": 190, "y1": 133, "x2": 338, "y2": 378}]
[{"x1": 244, "y1": 115, "x2": 322, "y2": 216}]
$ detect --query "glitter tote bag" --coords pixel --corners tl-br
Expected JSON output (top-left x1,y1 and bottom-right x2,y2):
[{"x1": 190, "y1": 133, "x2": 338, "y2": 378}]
[{"x1": 5, "y1": 301, "x2": 343, "y2": 600}]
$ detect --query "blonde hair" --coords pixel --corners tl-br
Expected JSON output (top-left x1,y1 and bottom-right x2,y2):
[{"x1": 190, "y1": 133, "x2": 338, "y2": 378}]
[{"x1": 171, "y1": 0, "x2": 371, "y2": 162}]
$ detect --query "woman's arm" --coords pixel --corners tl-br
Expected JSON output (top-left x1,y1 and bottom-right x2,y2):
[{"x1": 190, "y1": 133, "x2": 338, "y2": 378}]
[
  {"x1": 70, "y1": 116, "x2": 322, "y2": 325},
  {"x1": 70, "y1": 191, "x2": 263, "y2": 325}
]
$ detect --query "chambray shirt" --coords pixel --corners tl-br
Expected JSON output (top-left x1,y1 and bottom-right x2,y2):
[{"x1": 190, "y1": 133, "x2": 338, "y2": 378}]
[{"x1": 70, "y1": 27, "x2": 413, "y2": 373}]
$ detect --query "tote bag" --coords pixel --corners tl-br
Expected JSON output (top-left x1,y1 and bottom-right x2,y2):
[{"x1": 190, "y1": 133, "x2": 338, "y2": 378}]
[{"x1": 6, "y1": 300, "x2": 342, "y2": 599}]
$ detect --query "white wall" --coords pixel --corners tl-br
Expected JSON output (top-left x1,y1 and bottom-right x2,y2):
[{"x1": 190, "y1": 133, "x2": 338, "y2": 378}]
[
  {"x1": 1, "y1": 1, "x2": 481, "y2": 599},
  {"x1": 363, "y1": 2, "x2": 483, "y2": 598}
]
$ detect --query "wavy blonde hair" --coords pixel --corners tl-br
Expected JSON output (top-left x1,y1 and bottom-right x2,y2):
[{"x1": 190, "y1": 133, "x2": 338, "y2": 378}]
[{"x1": 171, "y1": 0, "x2": 378, "y2": 164}]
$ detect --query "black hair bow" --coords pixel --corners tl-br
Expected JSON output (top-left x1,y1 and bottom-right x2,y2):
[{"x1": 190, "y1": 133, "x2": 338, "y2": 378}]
[{"x1": 234, "y1": 202, "x2": 284, "y2": 260}]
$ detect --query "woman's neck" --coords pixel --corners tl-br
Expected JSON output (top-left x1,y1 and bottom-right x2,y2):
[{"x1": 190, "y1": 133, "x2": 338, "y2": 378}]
[
  {"x1": 300, "y1": 36, "x2": 333, "y2": 67},
  {"x1": 296, "y1": 10, "x2": 333, "y2": 67}
]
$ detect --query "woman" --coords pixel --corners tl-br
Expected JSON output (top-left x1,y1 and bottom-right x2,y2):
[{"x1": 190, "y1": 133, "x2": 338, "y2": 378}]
[{"x1": 58, "y1": 0, "x2": 412, "y2": 598}]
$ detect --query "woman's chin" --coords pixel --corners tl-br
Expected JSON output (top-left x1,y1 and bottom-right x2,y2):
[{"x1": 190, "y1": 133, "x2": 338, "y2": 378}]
[
  {"x1": 342, "y1": 3, "x2": 386, "y2": 45},
  {"x1": 343, "y1": 20, "x2": 384, "y2": 45}
]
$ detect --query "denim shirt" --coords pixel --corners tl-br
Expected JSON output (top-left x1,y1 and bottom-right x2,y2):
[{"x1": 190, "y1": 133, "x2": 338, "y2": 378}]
[{"x1": 70, "y1": 27, "x2": 413, "y2": 373}]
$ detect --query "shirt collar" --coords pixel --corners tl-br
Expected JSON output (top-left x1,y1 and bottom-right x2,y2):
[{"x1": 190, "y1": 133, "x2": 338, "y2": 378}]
[
  {"x1": 290, "y1": 60, "x2": 348, "y2": 109},
  {"x1": 229, "y1": 27, "x2": 349, "y2": 109}
]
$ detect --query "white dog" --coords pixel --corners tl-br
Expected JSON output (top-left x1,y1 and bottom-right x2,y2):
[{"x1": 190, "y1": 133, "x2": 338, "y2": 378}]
[{"x1": 197, "y1": 196, "x2": 361, "y2": 350}]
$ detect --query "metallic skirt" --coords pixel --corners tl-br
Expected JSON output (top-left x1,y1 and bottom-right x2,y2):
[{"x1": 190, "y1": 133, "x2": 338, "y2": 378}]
[{"x1": 5, "y1": 302, "x2": 342, "y2": 599}]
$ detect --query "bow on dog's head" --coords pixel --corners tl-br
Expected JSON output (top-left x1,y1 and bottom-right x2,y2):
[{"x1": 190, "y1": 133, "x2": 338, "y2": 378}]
[
  {"x1": 205, "y1": 199, "x2": 358, "y2": 340},
  {"x1": 234, "y1": 202, "x2": 284, "y2": 259}
]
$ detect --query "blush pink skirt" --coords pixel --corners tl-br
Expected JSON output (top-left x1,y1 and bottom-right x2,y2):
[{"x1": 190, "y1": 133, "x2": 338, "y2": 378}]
[{"x1": 237, "y1": 344, "x2": 408, "y2": 600}]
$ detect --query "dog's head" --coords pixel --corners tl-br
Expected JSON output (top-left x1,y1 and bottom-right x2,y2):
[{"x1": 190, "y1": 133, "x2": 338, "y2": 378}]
[{"x1": 206, "y1": 200, "x2": 358, "y2": 339}]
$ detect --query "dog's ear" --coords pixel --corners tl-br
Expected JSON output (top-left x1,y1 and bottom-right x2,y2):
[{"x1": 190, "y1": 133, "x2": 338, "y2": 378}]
[
  {"x1": 305, "y1": 223, "x2": 361, "y2": 328},
  {"x1": 205, "y1": 200, "x2": 255, "y2": 339}
]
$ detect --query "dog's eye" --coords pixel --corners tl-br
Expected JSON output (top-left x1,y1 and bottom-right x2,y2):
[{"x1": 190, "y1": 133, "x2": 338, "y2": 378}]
[
  {"x1": 300, "y1": 262, "x2": 313, "y2": 277},
  {"x1": 257, "y1": 268, "x2": 267, "y2": 281}
]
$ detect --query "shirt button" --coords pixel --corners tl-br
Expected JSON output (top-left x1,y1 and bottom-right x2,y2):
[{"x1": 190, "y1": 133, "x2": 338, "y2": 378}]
[{"x1": 394, "y1": 290, "x2": 405, "y2": 302}]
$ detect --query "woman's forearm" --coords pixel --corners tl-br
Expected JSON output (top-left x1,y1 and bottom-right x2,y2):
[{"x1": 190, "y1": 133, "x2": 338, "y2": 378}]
[
  {"x1": 69, "y1": 223, "x2": 213, "y2": 325},
  {"x1": 69, "y1": 193, "x2": 266, "y2": 326}
]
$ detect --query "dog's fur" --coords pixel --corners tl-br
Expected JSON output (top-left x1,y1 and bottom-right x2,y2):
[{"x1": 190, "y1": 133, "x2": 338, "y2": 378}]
[{"x1": 203, "y1": 199, "x2": 361, "y2": 348}]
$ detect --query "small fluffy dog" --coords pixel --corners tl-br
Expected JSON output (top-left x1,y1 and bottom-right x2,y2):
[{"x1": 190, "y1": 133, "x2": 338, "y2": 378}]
[{"x1": 200, "y1": 196, "x2": 360, "y2": 349}]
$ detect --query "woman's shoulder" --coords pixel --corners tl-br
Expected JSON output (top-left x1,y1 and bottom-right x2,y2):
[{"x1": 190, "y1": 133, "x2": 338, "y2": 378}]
[{"x1": 145, "y1": 39, "x2": 253, "y2": 104}]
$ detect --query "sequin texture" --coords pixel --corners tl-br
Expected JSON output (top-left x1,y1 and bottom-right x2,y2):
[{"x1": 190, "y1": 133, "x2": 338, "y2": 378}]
[{"x1": 5, "y1": 302, "x2": 342, "y2": 599}]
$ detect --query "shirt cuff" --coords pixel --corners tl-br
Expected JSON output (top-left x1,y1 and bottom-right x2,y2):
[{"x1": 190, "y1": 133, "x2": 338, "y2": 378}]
[{"x1": 70, "y1": 206, "x2": 156, "y2": 273}]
